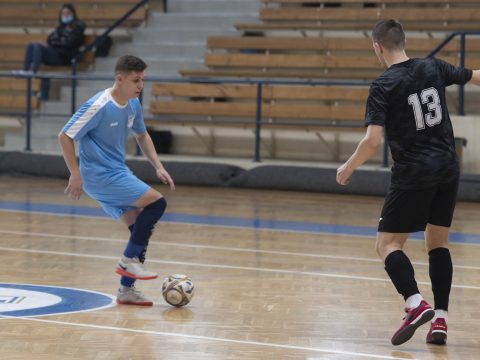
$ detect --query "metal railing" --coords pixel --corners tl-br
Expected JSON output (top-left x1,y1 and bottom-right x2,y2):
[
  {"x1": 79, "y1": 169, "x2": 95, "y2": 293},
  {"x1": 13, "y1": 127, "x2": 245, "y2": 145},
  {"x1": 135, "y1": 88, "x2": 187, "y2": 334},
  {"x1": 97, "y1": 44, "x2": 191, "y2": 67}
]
[
  {"x1": 70, "y1": 0, "x2": 149, "y2": 114},
  {"x1": 1, "y1": 72, "x2": 373, "y2": 163},
  {"x1": 2, "y1": 30, "x2": 477, "y2": 164},
  {"x1": 428, "y1": 30, "x2": 480, "y2": 116}
]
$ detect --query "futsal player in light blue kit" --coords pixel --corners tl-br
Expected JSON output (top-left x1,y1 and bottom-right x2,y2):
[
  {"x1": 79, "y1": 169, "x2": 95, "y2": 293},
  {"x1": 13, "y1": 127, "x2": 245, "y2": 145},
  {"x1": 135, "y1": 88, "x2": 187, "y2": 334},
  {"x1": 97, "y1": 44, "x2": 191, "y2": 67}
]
[{"x1": 58, "y1": 55, "x2": 175, "y2": 306}]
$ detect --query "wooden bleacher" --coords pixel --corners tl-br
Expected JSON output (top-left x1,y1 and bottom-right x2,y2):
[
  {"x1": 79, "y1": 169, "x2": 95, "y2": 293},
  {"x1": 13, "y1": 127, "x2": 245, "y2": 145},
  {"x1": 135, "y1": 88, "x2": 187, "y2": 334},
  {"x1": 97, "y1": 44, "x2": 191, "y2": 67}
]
[
  {"x1": 0, "y1": 34, "x2": 97, "y2": 71},
  {"x1": 0, "y1": 78, "x2": 40, "y2": 110},
  {"x1": 0, "y1": 0, "x2": 147, "y2": 115},
  {"x1": 180, "y1": 35, "x2": 480, "y2": 79},
  {"x1": 237, "y1": 0, "x2": 480, "y2": 32},
  {"x1": 0, "y1": 33, "x2": 96, "y2": 114},
  {"x1": 151, "y1": 0, "x2": 479, "y2": 159},
  {"x1": 0, "y1": 1, "x2": 147, "y2": 28},
  {"x1": 205, "y1": 36, "x2": 480, "y2": 53},
  {"x1": 0, "y1": 78, "x2": 40, "y2": 145},
  {"x1": 149, "y1": 83, "x2": 368, "y2": 129},
  {"x1": 149, "y1": 82, "x2": 370, "y2": 157},
  {"x1": 179, "y1": 0, "x2": 480, "y2": 79}
]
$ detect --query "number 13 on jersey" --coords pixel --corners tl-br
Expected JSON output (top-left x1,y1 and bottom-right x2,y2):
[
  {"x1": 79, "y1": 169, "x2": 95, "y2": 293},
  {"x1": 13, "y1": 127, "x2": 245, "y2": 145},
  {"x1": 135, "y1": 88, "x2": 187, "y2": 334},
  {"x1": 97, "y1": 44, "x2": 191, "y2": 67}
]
[{"x1": 408, "y1": 87, "x2": 442, "y2": 130}]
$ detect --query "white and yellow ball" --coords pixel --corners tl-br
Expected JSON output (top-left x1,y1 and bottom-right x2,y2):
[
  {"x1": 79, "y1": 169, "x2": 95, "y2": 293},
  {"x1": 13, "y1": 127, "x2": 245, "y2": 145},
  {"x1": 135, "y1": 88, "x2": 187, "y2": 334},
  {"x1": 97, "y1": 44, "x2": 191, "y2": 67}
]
[{"x1": 162, "y1": 274, "x2": 194, "y2": 307}]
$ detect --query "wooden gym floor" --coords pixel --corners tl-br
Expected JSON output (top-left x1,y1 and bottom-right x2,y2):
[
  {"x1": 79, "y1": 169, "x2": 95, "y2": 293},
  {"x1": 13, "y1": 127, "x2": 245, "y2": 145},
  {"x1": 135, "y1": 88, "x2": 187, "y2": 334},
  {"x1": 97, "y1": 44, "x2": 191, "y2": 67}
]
[{"x1": 0, "y1": 175, "x2": 479, "y2": 359}]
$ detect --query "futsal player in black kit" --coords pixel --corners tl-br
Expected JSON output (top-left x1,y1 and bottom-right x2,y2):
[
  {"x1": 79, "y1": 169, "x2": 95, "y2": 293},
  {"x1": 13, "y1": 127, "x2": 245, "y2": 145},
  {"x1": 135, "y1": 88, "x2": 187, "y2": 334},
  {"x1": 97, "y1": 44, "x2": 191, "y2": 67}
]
[{"x1": 336, "y1": 20, "x2": 480, "y2": 346}]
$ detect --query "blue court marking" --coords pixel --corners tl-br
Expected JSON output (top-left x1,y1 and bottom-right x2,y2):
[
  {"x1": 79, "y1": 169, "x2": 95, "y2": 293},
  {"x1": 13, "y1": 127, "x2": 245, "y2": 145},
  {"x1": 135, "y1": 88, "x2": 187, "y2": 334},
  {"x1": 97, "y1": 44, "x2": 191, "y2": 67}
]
[
  {"x1": 0, "y1": 283, "x2": 115, "y2": 317},
  {"x1": 1, "y1": 200, "x2": 480, "y2": 245}
]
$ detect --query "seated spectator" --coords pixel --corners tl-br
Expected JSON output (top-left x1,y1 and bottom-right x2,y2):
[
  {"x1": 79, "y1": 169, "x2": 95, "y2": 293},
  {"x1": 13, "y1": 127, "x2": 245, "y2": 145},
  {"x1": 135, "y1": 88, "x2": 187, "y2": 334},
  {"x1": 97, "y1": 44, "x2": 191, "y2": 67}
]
[{"x1": 22, "y1": 4, "x2": 85, "y2": 73}]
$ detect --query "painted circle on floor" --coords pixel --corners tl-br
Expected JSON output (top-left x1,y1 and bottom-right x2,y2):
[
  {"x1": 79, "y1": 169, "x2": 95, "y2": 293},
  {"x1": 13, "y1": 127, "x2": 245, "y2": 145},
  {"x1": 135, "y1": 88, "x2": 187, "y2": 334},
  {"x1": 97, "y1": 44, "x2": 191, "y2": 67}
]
[{"x1": 0, "y1": 283, "x2": 115, "y2": 317}]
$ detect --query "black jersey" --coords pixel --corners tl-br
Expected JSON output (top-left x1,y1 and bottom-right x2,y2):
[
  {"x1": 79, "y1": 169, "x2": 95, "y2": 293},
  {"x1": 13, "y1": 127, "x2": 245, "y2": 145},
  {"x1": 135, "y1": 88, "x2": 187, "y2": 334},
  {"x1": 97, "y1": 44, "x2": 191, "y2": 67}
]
[{"x1": 365, "y1": 57, "x2": 472, "y2": 190}]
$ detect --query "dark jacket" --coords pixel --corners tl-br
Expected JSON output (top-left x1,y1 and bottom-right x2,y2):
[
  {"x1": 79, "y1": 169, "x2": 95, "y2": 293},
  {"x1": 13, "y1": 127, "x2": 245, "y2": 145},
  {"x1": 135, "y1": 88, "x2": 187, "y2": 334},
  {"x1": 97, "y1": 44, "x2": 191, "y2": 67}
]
[{"x1": 47, "y1": 20, "x2": 86, "y2": 59}]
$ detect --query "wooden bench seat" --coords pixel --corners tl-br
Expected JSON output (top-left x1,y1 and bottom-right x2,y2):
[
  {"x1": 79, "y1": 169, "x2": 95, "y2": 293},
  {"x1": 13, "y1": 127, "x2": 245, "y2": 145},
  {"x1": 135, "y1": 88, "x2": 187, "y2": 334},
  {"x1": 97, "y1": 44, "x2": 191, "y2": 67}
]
[
  {"x1": 262, "y1": 0, "x2": 480, "y2": 4},
  {"x1": 180, "y1": 68, "x2": 380, "y2": 79},
  {"x1": 0, "y1": 0, "x2": 139, "y2": 3},
  {"x1": 153, "y1": 82, "x2": 369, "y2": 100},
  {"x1": 206, "y1": 54, "x2": 480, "y2": 68},
  {"x1": 207, "y1": 36, "x2": 480, "y2": 54},
  {"x1": 180, "y1": 54, "x2": 480, "y2": 80},
  {"x1": 0, "y1": 78, "x2": 41, "y2": 92},
  {"x1": 0, "y1": 6, "x2": 146, "y2": 27},
  {"x1": 235, "y1": 0, "x2": 480, "y2": 30},
  {"x1": 150, "y1": 82, "x2": 368, "y2": 127},
  {"x1": 0, "y1": 78, "x2": 41, "y2": 110},
  {"x1": 236, "y1": 22, "x2": 480, "y2": 32},
  {"x1": 260, "y1": 8, "x2": 480, "y2": 22},
  {"x1": 183, "y1": 38, "x2": 480, "y2": 79},
  {"x1": 149, "y1": 82, "x2": 369, "y2": 157},
  {"x1": 0, "y1": 94, "x2": 39, "y2": 109}
]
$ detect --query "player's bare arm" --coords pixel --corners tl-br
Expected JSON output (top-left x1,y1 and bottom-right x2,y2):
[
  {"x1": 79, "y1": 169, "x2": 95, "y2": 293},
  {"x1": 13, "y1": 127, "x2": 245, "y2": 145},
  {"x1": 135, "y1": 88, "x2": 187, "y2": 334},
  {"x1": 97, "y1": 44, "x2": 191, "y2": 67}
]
[
  {"x1": 469, "y1": 70, "x2": 480, "y2": 85},
  {"x1": 58, "y1": 131, "x2": 83, "y2": 200},
  {"x1": 336, "y1": 124, "x2": 383, "y2": 186},
  {"x1": 134, "y1": 131, "x2": 175, "y2": 191}
]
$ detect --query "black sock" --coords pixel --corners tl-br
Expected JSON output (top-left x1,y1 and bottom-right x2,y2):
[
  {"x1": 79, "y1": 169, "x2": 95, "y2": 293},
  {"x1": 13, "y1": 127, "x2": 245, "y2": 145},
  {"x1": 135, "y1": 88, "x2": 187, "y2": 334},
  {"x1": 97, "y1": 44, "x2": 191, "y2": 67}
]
[
  {"x1": 139, "y1": 246, "x2": 148, "y2": 264},
  {"x1": 130, "y1": 197, "x2": 167, "y2": 247},
  {"x1": 384, "y1": 250, "x2": 420, "y2": 301},
  {"x1": 429, "y1": 247, "x2": 452, "y2": 311}
]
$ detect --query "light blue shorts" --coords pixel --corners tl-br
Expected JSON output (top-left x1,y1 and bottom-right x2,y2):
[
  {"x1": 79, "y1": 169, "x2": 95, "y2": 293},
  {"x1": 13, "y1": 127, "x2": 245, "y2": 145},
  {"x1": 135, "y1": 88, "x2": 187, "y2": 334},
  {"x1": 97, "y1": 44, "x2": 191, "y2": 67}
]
[{"x1": 82, "y1": 169, "x2": 150, "y2": 220}]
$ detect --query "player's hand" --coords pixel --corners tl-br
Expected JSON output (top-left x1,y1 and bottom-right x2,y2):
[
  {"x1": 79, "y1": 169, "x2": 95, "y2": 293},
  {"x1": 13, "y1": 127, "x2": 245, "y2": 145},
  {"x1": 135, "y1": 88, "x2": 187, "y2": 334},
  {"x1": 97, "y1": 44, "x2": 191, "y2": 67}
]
[
  {"x1": 65, "y1": 173, "x2": 83, "y2": 200},
  {"x1": 336, "y1": 163, "x2": 352, "y2": 186},
  {"x1": 156, "y1": 166, "x2": 175, "y2": 191}
]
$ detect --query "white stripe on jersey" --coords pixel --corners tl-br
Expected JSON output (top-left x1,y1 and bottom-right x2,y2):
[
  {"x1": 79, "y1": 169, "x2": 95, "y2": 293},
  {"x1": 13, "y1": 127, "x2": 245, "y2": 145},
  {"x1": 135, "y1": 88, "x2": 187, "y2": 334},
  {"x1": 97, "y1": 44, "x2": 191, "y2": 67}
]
[{"x1": 65, "y1": 90, "x2": 111, "y2": 139}]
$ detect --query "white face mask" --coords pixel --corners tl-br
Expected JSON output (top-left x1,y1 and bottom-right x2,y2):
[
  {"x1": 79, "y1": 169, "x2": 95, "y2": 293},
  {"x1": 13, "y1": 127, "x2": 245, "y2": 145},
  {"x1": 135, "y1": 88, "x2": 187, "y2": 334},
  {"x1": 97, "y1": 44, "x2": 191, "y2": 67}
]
[{"x1": 61, "y1": 15, "x2": 74, "y2": 24}]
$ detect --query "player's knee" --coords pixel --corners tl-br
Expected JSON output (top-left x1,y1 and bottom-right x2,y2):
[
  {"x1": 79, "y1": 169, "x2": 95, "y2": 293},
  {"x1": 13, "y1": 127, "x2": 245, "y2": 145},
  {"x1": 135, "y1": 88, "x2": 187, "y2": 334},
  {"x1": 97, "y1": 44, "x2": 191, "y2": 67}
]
[
  {"x1": 375, "y1": 237, "x2": 391, "y2": 260},
  {"x1": 374, "y1": 240, "x2": 383, "y2": 258},
  {"x1": 146, "y1": 197, "x2": 167, "y2": 217}
]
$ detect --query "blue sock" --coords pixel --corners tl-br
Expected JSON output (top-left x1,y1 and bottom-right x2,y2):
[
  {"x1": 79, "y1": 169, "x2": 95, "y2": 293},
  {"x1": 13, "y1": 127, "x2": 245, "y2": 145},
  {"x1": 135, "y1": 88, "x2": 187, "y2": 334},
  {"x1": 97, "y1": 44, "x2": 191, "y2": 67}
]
[
  {"x1": 121, "y1": 276, "x2": 136, "y2": 287},
  {"x1": 122, "y1": 222, "x2": 143, "y2": 258},
  {"x1": 121, "y1": 224, "x2": 137, "y2": 287},
  {"x1": 123, "y1": 242, "x2": 144, "y2": 258}
]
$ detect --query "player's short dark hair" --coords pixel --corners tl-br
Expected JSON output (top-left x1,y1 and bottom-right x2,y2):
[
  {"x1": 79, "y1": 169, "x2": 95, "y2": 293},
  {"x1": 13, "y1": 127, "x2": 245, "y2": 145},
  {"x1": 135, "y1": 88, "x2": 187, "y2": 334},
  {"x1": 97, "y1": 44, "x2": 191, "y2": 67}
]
[
  {"x1": 114, "y1": 55, "x2": 147, "y2": 74},
  {"x1": 372, "y1": 19, "x2": 405, "y2": 51}
]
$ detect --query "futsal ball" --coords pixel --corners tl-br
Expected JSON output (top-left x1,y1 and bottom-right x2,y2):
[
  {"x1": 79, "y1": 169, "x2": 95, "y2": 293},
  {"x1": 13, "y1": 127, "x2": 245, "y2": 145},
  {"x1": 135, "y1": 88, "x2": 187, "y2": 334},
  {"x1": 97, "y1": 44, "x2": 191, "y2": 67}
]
[{"x1": 162, "y1": 274, "x2": 194, "y2": 307}]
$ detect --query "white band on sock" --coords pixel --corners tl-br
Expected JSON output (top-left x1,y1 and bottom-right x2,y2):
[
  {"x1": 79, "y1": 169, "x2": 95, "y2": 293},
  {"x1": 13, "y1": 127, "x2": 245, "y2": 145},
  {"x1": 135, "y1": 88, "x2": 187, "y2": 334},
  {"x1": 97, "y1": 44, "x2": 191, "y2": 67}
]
[
  {"x1": 406, "y1": 293, "x2": 424, "y2": 309},
  {"x1": 433, "y1": 309, "x2": 448, "y2": 322}
]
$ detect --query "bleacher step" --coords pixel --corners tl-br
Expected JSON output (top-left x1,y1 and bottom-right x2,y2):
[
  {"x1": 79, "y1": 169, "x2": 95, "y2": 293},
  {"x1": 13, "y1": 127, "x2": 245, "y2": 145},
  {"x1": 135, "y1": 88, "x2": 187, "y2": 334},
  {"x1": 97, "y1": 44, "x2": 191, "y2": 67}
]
[
  {"x1": 148, "y1": 13, "x2": 257, "y2": 28},
  {"x1": 94, "y1": 57, "x2": 203, "y2": 74},
  {"x1": 135, "y1": 28, "x2": 237, "y2": 43},
  {"x1": 111, "y1": 42, "x2": 206, "y2": 59},
  {"x1": 168, "y1": 0, "x2": 261, "y2": 14}
]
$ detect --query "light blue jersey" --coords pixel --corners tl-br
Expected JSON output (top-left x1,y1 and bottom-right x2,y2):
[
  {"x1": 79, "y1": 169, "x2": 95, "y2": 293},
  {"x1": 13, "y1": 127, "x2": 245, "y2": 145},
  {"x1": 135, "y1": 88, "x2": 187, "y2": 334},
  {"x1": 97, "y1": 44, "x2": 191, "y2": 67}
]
[{"x1": 62, "y1": 88, "x2": 149, "y2": 219}]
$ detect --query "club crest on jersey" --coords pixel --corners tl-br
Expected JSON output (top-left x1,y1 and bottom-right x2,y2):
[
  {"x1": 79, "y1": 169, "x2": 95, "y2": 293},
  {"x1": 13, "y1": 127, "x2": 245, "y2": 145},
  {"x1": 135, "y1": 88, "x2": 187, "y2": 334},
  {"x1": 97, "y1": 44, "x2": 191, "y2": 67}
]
[{"x1": 128, "y1": 114, "x2": 135, "y2": 128}]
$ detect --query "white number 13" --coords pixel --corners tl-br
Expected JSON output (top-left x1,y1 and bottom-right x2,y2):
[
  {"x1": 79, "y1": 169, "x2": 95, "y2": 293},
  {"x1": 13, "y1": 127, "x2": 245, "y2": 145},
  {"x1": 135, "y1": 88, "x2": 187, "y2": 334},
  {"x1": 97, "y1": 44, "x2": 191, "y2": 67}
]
[{"x1": 407, "y1": 87, "x2": 442, "y2": 130}]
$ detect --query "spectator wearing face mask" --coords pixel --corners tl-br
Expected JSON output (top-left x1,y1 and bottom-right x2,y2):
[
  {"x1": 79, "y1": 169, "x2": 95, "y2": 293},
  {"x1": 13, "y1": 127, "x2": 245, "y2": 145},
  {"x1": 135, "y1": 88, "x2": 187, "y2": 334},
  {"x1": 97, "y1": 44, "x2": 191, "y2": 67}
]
[{"x1": 22, "y1": 3, "x2": 86, "y2": 73}]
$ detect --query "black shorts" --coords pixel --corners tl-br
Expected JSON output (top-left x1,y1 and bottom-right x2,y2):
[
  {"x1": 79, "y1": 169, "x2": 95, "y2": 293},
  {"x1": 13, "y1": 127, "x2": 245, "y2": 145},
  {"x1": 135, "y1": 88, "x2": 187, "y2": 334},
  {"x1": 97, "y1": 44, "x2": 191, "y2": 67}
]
[{"x1": 378, "y1": 178, "x2": 459, "y2": 233}]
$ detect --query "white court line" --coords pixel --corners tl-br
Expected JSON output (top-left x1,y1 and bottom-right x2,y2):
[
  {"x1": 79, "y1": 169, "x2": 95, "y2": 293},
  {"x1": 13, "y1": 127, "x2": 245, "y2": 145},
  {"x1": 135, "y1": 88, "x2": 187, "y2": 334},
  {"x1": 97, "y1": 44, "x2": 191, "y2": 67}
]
[
  {"x1": 0, "y1": 245, "x2": 479, "y2": 290},
  {"x1": 2, "y1": 208, "x2": 480, "y2": 248},
  {"x1": 1, "y1": 229, "x2": 480, "y2": 271},
  {"x1": 0, "y1": 315, "x2": 417, "y2": 360},
  {"x1": 1, "y1": 208, "x2": 380, "y2": 238}
]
